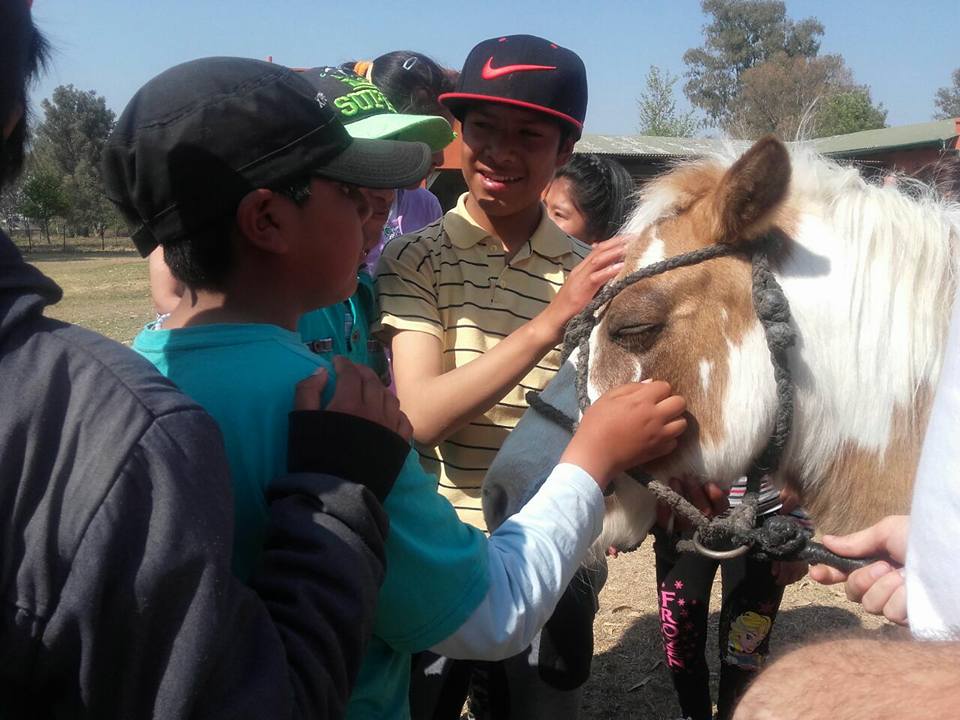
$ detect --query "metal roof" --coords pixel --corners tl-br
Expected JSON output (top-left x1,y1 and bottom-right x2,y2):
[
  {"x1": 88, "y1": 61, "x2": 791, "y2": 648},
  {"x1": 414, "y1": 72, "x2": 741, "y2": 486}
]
[
  {"x1": 574, "y1": 134, "x2": 730, "y2": 157},
  {"x1": 576, "y1": 118, "x2": 960, "y2": 160},
  {"x1": 810, "y1": 118, "x2": 960, "y2": 156}
]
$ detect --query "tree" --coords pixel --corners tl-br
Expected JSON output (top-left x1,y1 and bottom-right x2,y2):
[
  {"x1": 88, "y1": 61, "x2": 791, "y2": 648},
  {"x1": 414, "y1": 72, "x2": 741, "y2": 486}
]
[
  {"x1": 637, "y1": 66, "x2": 699, "y2": 137},
  {"x1": 727, "y1": 53, "x2": 849, "y2": 139},
  {"x1": 816, "y1": 89, "x2": 886, "y2": 137},
  {"x1": 31, "y1": 85, "x2": 116, "y2": 238},
  {"x1": 18, "y1": 168, "x2": 68, "y2": 245},
  {"x1": 33, "y1": 85, "x2": 115, "y2": 176},
  {"x1": 934, "y1": 68, "x2": 960, "y2": 119},
  {"x1": 683, "y1": 0, "x2": 824, "y2": 126}
]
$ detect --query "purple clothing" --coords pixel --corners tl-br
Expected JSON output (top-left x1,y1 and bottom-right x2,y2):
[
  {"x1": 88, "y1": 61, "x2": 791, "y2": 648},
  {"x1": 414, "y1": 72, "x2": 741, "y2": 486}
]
[{"x1": 367, "y1": 188, "x2": 442, "y2": 271}]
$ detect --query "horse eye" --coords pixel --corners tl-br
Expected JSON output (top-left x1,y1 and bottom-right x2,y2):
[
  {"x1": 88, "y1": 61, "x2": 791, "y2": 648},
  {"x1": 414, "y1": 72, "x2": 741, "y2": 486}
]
[{"x1": 610, "y1": 323, "x2": 663, "y2": 350}]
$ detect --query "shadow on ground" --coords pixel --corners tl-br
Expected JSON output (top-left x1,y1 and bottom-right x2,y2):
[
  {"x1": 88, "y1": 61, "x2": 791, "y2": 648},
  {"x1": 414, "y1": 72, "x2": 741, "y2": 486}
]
[{"x1": 582, "y1": 604, "x2": 892, "y2": 720}]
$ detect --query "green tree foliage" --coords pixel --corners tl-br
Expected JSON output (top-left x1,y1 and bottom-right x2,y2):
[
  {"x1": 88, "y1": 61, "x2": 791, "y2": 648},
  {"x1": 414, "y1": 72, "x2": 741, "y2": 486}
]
[
  {"x1": 18, "y1": 168, "x2": 69, "y2": 244},
  {"x1": 816, "y1": 89, "x2": 887, "y2": 137},
  {"x1": 728, "y1": 53, "x2": 886, "y2": 139},
  {"x1": 31, "y1": 85, "x2": 116, "y2": 237},
  {"x1": 683, "y1": 0, "x2": 824, "y2": 125},
  {"x1": 934, "y1": 68, "x2": 960, "y2": 119},
  {"x1": 637, "y1": 66, "x2": 699, "y2": 137}
]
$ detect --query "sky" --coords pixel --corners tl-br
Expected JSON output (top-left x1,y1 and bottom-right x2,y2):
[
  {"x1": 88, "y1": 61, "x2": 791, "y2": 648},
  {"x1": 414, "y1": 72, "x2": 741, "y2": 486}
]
[{"x1": 28, "y1": 0, "x2": 959, "y2": 136}]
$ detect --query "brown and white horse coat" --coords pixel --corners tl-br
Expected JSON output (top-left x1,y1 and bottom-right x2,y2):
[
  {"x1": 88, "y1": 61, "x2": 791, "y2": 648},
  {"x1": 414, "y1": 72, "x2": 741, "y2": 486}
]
[{"x1": 484, "y1": 137, "x2": 960, "y2": 551}]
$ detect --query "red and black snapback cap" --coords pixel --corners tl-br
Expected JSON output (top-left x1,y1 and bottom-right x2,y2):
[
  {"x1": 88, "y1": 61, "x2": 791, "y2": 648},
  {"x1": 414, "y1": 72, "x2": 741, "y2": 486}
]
[{"x1": 440, "y1": 35, "x2": 587, "y2": 138}]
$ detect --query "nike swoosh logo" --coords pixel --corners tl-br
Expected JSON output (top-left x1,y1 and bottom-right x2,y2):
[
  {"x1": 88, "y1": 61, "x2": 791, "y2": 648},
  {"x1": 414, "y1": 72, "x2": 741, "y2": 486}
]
[{"x1": 481, "y1": 57, "x2": 557, "y2": 80}]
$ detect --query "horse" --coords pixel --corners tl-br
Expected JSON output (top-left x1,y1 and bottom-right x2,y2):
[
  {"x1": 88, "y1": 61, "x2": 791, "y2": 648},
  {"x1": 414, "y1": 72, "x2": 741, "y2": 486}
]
[{"x1": 483, "y1": 136, "x2": 960, "y2": 556}]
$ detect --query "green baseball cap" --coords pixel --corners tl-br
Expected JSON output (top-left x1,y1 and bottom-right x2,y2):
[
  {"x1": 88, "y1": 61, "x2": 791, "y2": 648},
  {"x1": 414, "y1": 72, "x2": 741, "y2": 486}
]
[{"x1": 300, "y1": 66, "x2": 455, "y2": 152}]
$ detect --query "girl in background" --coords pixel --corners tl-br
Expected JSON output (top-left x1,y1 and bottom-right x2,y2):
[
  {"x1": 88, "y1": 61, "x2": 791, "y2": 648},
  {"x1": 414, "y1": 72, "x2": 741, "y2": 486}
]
[{"x1": 543, "y1": 153, "x2": 634, "y2": 244}]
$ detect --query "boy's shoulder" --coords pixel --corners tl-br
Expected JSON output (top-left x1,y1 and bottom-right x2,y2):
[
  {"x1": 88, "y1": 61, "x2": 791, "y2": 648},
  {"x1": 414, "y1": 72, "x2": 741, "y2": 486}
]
[{"x1": 135, "y1": 322, "x2": 328, "y2": 380}]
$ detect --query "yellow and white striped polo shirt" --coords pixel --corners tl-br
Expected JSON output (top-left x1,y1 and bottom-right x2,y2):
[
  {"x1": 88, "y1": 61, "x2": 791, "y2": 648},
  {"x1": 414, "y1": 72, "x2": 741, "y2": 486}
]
[{"x1": 375, "y1": 193, "x2": 590, "y2": 530}]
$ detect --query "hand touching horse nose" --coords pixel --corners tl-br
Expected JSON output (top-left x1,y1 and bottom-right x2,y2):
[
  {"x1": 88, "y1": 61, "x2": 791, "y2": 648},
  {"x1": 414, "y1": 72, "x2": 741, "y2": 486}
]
[
  {"x1": 537, "y1": 236, "x2": 626, "y2": 344},
  {"x1": 560, "y1": 380, "x2": 686, "y2": 491}
]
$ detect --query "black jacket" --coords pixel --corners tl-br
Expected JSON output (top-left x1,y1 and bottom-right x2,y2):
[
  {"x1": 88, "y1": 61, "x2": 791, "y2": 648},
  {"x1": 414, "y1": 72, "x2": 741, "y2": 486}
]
[{"x1": 0, "y1": 232, "x2": 401, "y2": 719}]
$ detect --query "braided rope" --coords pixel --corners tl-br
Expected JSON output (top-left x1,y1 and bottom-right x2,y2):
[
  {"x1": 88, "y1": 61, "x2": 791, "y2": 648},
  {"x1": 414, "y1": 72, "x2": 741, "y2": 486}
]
[{"x1": 558, "y1": 234, "x2": 799, "y2": 558}]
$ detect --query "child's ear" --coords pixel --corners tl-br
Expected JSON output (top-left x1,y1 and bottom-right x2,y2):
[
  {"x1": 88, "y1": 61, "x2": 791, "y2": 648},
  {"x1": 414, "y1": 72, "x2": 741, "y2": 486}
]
[{"x1": 235, "y1": 189, "x2": 291, "y2": 255}]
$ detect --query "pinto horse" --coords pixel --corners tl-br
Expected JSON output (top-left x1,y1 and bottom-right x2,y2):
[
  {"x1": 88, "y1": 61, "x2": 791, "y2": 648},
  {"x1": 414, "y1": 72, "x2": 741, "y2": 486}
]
[{"x1": 483, "y1": 136, "x2": 960, "y2": 554}]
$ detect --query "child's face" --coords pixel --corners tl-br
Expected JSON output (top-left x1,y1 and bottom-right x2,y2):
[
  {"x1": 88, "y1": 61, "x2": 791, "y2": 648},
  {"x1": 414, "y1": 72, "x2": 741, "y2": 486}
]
[
  {"x1": 460, "y1": 103, "x2": 573, "y2": 219},
  {"x1": 543, "y1": 176, "x2": 593, "y2": 243},
  {"x1": 290, "y1": 178, "x2": 370, "y2": 306},
  {"x1": 359, "y1": 187, "x2": 395, "y2": 256}
]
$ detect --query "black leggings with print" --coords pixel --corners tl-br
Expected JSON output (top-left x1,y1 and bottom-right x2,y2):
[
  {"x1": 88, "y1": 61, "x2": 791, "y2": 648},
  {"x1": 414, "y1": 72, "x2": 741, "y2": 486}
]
[{"x1": 653, "y1": 530, "x2": 786, "y2": 720}]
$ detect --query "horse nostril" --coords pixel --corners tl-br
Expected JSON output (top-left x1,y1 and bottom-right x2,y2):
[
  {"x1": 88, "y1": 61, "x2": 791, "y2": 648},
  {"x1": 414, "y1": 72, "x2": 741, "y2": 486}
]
[{"x1": 482, "y1": 483, "x2": 510, "y2": 531}]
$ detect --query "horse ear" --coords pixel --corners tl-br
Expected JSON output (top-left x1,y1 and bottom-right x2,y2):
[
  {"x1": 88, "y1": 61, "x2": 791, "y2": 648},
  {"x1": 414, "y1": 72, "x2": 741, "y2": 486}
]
[{"x1": 711, "y1": 135, "x2": 791, "y2": 245}]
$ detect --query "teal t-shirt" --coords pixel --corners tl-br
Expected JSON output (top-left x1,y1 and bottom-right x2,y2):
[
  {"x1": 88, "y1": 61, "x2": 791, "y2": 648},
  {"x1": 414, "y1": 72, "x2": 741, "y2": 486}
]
[
  {"x1": 298, "y1": 272, "x2": 389, "y2": 382},
  {"x1": 133, "y1": 322, "x2": 489, "y2": 719}
]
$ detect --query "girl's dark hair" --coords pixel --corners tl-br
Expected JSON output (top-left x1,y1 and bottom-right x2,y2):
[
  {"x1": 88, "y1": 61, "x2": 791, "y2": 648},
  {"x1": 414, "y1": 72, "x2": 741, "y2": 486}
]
[
  {"x1": 343, "y1": 52, "x2": 456, "y2": 116},
  {"x1": 1, "y1": 2, "x2": 50, "y2": 188},
  {"x1": 555, "y1": 154, "x2": 635, "y2": 242}
]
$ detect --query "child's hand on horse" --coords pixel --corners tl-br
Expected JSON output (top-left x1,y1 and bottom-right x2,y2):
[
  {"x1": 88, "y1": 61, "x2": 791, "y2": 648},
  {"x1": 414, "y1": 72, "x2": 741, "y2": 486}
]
[
  {"x1": 560, "y1": 379, "x2": 686, "y2": 491},
  {"x1": 538, "y1": 236, "x2": 626, "y2": 341},
  {"x1": 295, "y1": 357, "x2": 414, "y2": 442}
]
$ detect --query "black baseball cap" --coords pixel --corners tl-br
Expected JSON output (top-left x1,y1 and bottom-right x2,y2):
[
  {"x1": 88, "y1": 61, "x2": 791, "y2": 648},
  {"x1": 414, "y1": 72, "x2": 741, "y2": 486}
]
[
  {"x1": 440, "y1": 35, "x2": 587, "y2": 138},
  {"x1": 102, "y1": 57, "x2": 433, "y2": 257}
]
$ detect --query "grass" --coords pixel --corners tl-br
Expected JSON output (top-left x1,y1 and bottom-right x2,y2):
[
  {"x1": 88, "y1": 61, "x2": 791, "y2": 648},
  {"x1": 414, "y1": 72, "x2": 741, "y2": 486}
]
[{"x1": 15, "y1": 235, "x2": 153, "y2": 344}]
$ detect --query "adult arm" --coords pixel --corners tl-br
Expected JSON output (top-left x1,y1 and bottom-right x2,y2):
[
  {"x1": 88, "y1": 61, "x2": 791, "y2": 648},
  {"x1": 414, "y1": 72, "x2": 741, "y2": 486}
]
[
  {"x1": 43, "y1": 407, "x2": 394, "y2": 720},
  {"x1": 381, "y1": 237, "x2": 625, "y2": 446},
  {"x1": 732, "y1": 638, "x2": 960, "y2": 720}
]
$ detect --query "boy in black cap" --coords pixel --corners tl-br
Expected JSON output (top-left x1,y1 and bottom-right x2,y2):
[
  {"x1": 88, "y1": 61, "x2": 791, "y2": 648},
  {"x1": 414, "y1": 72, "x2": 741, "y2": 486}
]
[
  {"x1": 104, "y1": 56, "x2": 431, "y2": 578},
  {"x1": 376, "y1": 35, "x2": 630, "y2": 718},
  {"x1": 106, "y1": 52, "x2": 685, "y2": 720},
  {"x1": 2, "y1": 10, "x2": 400, "y2": 717}
]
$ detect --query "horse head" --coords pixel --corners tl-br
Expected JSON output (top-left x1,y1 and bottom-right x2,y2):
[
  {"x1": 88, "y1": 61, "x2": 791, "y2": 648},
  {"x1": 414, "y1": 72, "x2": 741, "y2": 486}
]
[{"x1": 485, "y1": 135, "x2": 959, "y2": 551}]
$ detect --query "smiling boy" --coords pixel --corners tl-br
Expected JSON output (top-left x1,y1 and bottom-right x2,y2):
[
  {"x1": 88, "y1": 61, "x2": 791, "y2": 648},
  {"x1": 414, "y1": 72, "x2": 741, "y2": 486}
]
[{"x1": 375, "y1": 35, "x2": 628, "y2": 718}]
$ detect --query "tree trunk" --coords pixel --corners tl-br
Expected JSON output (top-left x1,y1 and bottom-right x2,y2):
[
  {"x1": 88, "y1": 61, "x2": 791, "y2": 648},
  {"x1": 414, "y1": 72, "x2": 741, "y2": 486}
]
[{"x1": 25, "y1": 224, "x2": 32, "y2": 250}]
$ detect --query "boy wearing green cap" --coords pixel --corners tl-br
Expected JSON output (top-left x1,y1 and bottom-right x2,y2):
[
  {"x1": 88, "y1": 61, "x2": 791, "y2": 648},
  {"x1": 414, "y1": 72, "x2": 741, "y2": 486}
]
[{"x1": 296, "y1": 67, "x2": 455, "y2": 378}]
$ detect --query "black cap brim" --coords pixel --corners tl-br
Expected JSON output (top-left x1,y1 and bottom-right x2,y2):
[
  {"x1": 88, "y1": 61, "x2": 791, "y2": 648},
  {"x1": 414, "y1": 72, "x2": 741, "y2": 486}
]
[{"x1": 315, "y1": 137, "x2": 432, "y2": 189}]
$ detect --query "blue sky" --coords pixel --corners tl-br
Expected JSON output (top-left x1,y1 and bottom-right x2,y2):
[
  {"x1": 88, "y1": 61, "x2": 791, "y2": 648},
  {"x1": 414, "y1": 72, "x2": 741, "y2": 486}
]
[{"x1": 28, "y1": 0, "x2": 958, "y2": 135}]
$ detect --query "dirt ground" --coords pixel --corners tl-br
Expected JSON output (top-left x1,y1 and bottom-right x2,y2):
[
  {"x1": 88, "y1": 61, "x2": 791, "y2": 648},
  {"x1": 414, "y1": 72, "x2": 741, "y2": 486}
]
[
  {"x1": 29, "y1": 249, "x2": 901, "y2": 720},
  {"x1": 581, "y1": 542, "x2": 895, "y2": 720}
]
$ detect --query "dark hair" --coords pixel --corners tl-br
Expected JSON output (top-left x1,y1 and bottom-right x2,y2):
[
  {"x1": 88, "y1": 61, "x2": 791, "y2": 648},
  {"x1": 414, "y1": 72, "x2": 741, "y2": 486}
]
[
  {"x1": 911, "y1": 155, "x2": 960, "y2": 201},
  {"x1": 344, "y1": 52, "x2": 456, "y2": 117},
  {"x1": 0, "y1": 2, "x2": 50, "y2": 188},
  {"x1": 161, "y1": 174, "x2": 314, "y2": 289},
  {"x1": 554, "y1": 154, "x2": 634, "y2": 241}
]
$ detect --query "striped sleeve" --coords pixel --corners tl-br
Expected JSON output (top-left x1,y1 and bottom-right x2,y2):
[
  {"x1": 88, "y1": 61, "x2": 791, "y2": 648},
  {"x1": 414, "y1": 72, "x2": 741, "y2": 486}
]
[{"x1": 374, "y1": 230, "x2": 442, "y2": 340}]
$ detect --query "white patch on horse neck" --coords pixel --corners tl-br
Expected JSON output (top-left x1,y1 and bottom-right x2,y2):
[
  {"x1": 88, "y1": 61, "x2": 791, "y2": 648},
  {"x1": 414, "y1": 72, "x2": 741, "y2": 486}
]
[{"x1": 699, "y1": 358, "x2": 714, "y2": 394}]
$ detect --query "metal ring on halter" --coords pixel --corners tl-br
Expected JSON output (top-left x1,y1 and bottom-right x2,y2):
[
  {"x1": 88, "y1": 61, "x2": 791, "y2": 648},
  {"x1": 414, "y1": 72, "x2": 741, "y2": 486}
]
[{"x1": 692, "y1": 530, "x2": 751, "y2": 560}]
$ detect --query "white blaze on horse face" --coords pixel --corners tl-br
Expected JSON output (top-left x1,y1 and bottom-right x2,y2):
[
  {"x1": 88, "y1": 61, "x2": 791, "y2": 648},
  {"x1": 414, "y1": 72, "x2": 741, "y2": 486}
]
[{"x1": 706, "y1": 322, "x2": 777, "y2": 483}]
